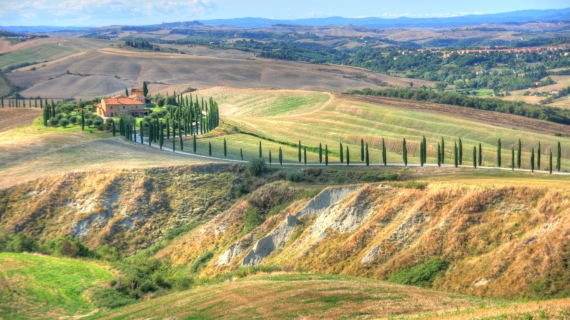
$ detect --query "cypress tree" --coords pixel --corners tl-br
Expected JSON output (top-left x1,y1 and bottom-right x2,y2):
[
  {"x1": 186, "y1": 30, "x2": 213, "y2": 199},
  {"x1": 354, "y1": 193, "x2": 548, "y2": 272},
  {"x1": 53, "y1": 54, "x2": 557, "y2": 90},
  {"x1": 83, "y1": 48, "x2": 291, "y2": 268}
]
[
  {"x1": 143, "y1": 81, "x2": 148, "y2": 97},
  {"x1": 81, "y1": 109, "x2": 85, "y2": 131},
  {"x1": 133, "y1": 123, "x2": 137, "y2": 142},
  {"x1": 193, "y1": 135, "x2": 197, "y2": 153},
  {"x1": 112, "y1": 120, "x2": 116, "y2": 136},
  {"x1": 209, "y1": 142, "x2": 212, "y2": 156},
  {"x1": 223, "y1": 138, "x2": 227, "y2": 157},
  {"x1": 160, "y1": 123, "x2": 164, "y2": 150},
  {"x1": 325, "y1": 145, "x2": 329, "y2": 166},
  {"x1": 454, "y1": 141, "x2": 458, "y2": 168},
  {"x1": 360, "y1": 139, "x2": 364, "y2": 162},
  {"x1": 34, "y1": 99, "x2": 37, "y2": 108},
  {"x1": 346, "y1": 147, "x2": 350, "y2": 166},
  {"x1": 420, "y1": 141, "x2": 424, "y2": 166},
  {"x1": 478, "y1": 143, "x2": 482, "y2": 166},
  {"x1": 304, "y1": 147, "x2": 307, "y2": 166},
  {"x1": 458, "y1": 138, "x2": 463, "y2": 165},
  {"x1": 550, "y1": 150, "x2": 553, "y2": 174},
  {"x1": 269, "y1": 150, "x2": 272, "y2": 165},
  {"x1": 557, "y1": 141, "x2": 561, "y2": 172},
  {"x1": 537, "y1": 142, "x2": 541, "y2": 170},
  {"x1": 517, "y1": 139, "x2": 522, "y2": 169},
  {"x1": 279, "y1": 147, "x2": 282, "y2": 166},
  {"x1": 365, "y1": 143, "x2": 369, "y2": 166},
  {"x1": 140, "y1": 122, "x2": 144, "y2": 144},
  {"x1": 172, "y1": 135, "x2": 176, "y2": 152},
  {"x1": 511, "y1": 149, "x2": 515, "y2": 170},
  {"x1": 166, "y1": 118, "x2": 170, "y2": 139},
  {"x1": 179, "y1": 128, "x2": 183, "y2": 150},
  {"x1": 402, "y1": 138, "x2": 407, "y2": 166},
  {"x1": 473, "y1": 146, "x2": 477, "y2": 168},
  {"x1": 340, "y1": 143, "x2": 344, "y2": 163},
  {"x1": 259, "y1": 141, "x2": 262, "y2": 158},
  {"x1": 319, "y1": 143, "x2": 322, "y2": 163},
  {"x1": 1, "y1": 98, "x2": 4, "y2": 108},
  {"x1": 125, "y1": 88, "x2": 129, "y2": 96},
  {"x1": 437, "y1": 143, "x2": 441, "y2": 167},
  {"x1": 298, "y1": 140, "x2": 302, "y2": 163},
  {"x1": 240, "y1": 148, "x2": 243, "y2": 161},
  {"x1": 531, "y1": 148, "x2": 535, "y2": 172},
  {"x1": 422, "y1": 135, "x2": 427, "y2": 162},
  {"x1": 441, "y1": 137, "x2": 445, "y2": 164},
  {"x1": 382, "y1": 138, "x2": 387, "y2": 166},
  {"x1": 497, "y1": 139, "x2": 502, "y2": 167}
]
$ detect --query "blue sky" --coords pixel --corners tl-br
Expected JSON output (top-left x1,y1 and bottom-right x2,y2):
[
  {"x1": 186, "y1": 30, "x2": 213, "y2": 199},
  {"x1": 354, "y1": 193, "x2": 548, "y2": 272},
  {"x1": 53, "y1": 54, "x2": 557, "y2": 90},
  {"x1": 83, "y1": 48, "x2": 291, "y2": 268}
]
[{"x1": 0, "y1": 0, "x2": 569, "y2": 26}]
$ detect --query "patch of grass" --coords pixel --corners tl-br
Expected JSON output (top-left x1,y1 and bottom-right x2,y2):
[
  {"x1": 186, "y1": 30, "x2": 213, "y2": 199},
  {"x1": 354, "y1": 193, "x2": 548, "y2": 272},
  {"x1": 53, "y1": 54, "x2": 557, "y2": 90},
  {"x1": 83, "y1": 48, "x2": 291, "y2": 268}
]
[
  {"x1": 389, "y1": 258, "x2": 450, "y2": 288},
  {"x1": 190, "y1": 250, "x2": 215, "y2": 273},
  {"x1": 0, "y1": 252, "x2": 112, "y2": 319}
]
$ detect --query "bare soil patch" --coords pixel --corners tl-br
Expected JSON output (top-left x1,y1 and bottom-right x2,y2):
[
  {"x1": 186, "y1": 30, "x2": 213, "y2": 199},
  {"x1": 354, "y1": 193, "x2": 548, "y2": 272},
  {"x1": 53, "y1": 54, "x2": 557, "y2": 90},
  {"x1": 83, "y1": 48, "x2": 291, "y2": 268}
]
[{"x1": 0, "y1": 109, "x2": 41, "y2": 132}]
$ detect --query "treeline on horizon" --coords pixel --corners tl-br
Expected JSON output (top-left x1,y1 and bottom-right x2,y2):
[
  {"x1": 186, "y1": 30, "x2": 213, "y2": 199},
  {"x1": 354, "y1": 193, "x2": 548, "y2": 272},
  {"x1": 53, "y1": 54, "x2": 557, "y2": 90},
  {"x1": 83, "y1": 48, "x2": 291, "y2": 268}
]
[{"x1": 344, "y1": 87, "x2": 570, "y2": 125}]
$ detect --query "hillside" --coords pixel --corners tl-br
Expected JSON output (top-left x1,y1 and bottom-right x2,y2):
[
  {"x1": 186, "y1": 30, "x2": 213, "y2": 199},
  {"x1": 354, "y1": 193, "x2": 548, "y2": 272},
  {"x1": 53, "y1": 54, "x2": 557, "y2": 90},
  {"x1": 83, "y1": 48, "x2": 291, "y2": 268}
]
[
  {"x1": 158, "y1": 183, "x2": 570, "y2": 299},
  {"x1": 0, "y1": 252, "x2": 112, "y2": 319}
]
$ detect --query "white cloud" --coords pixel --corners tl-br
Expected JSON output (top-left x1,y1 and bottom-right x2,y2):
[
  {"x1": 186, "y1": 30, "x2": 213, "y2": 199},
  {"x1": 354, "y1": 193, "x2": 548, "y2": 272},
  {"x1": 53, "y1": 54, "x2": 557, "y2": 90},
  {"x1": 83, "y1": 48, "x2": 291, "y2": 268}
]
[{"x1": 0, "y1": 0, "x2": 217, "y2": 23}]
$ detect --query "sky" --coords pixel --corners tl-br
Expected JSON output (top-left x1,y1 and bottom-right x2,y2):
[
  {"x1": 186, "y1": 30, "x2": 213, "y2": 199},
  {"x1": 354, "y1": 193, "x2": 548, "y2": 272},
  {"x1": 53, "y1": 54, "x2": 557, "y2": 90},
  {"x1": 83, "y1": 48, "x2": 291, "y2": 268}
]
[{"x1": 0, "y1": 0, "x2": 569, "y2": 27}]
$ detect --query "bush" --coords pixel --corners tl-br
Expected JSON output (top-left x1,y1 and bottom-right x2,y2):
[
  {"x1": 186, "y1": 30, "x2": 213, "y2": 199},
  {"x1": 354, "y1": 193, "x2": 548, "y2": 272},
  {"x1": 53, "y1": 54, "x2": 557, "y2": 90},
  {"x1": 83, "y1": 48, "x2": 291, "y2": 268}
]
[
  {"x1": 242, "y1": 207, "x2": 264, "y2": 234},
  {"x1": 246, "y1": 158, "x2": 266, "y2": 176},
  {"x1": 190, "y1": 251, "x2": 215, "y2": 273},
  {"x1": 40, "y1": 236, "x2": 92, "y2": 258},
  {"x1": 49, "y1": 117, "x2": 59, "y2": 126},
  {"x1": 286, "y1": 172, "x2": 304, "y2": 182},
  {"x1": 92, "y1": 288, "x2": 136, "y2": 309},
  {"x1": 3, "y1": 233, "x2": 38, "y2": 252},
  {"x1": 389, "y1": 258, "x2": 450, "y2": 287},
  {"x1": 86, "y1": 119, "x2": 94, "y2": 127},
  {"x1": 94, "y1": 119, "x2": 103, "y2": 126},
  {"x1": 361, "y1": 173, "x2": 399, "y2": 182},
  {"x1": 60, "y1": 119, "x2": 70, "y2": 127},
  {"x1": 69, "y1": 116, "x2": 77, "y2": 124}
]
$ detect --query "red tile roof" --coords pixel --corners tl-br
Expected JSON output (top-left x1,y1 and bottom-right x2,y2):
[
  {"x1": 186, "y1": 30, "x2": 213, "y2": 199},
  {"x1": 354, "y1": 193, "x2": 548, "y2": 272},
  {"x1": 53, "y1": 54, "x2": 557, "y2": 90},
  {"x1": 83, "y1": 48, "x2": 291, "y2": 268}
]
[{"x1": 102, "y1": 97, "x2": 144, "y2": 105}]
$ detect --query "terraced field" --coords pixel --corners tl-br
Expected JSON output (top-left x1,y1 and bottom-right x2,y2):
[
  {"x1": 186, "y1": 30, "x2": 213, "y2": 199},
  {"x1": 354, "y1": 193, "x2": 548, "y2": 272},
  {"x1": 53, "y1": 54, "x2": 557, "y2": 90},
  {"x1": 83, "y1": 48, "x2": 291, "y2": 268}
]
[
  {"x1": 181, "y1": 88, "x2": 570, "y2": 170},
  {"x1": 0, "y1": 253, "x2": 112, "y2": 319}
]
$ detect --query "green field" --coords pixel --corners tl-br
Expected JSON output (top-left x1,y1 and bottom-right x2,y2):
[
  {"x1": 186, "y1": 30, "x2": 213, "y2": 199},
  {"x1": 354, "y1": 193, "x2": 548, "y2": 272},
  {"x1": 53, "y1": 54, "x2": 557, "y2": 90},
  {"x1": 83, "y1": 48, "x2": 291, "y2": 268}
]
[
  {"x1": 0, "y1": 253, "x2": 112, "y2": 319},
  {"x1": 177, "y1": 88, "x2": 570, "y2": 171},
  {"x1": 0, "y1": 43, "x2": 78, "y2": 70},
  {"x1": 0, "y1": 75, "x2": 9, "y2": 97}
]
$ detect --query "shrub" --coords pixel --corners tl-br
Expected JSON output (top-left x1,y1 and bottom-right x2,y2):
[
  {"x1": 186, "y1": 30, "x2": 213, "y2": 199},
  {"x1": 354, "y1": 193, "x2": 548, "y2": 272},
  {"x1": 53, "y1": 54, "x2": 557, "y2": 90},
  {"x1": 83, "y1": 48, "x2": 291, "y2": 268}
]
[
  {"x1": 234, "y1": 184, "x2": 250, "y2": 198},
  {"x1": 246, "y1": 158, "x2": 266, "y2": 176},
  {"x1": 389, "y1": 258, "x2": 450, "y2": 287},
  {"x1": 242, "y1": 207, "x2": 264, "y2": 234},
  {"x1": 40, "y1": 236, "x2": 92, "y2": 258},
  {"x1": 3, "y1": 233, "x2": 38, "y2": 252},
  {"x1": 190, "y1": 250, "x2": 215, "y2": 273},
  {"x1": 361, "y1": 173, "x2": 399, "y2": 182},
  {"x1": 49, "y1": 117, "x2": 59, "y2": 126},
  {"x1": 92, "y1": 288, "x2": 136, "y2": 309},
  {"x1": 69, "y1": 116, "x2": 77, "y2": 124},
  {"x1": 94, "y1": 119, "x2": 103, "y2": 126},
  {"x1": 55, "y1": 113, "x2": 64, "y2": 120},
  {"x1": 86, "y1": 119, "x2": 94, "y2": 127},
  {"x1": 60, "y1": 119, "x2": 70, "y2": 127},
  {"x1": 286, "y1": 172, "x2": 304, "y2": 182}
]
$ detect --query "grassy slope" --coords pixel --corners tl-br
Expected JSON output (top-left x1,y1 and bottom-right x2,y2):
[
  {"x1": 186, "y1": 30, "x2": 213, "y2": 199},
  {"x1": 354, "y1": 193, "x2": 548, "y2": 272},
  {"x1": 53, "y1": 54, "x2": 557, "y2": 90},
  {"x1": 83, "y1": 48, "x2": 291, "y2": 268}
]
[
  {"x1": 91, "y1": 273, "x2": 504, "y2": 319},
  {"x1": 0, "y1": 253, "x2": 112, "y2": 319},
  {"x1": 0, "y1": 43, "x2": 78, "y2": 70},
  {"x1": 0, "y1": 76, "x2": 9, "y2": 97},
  {"x1": 185, "y1": 88, "x2": 570, "y2": 171},
  {"x1": 90, "y1": 273, "x2": 570, "y2": 319}
]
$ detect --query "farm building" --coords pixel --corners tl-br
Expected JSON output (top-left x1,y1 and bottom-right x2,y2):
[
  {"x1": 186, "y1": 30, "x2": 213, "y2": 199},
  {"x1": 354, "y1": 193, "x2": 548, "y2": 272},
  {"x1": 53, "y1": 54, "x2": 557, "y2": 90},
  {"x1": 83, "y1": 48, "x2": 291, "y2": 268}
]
[{"x1": 96, "y1": 87, "x2": 148, "y2": 118}]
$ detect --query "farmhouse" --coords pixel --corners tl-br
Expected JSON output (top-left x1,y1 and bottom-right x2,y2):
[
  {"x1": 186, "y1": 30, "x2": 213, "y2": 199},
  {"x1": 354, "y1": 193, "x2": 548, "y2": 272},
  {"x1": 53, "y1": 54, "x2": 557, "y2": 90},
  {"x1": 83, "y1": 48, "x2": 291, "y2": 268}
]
[{"x1": 96, "y1": 87, "x2": 148, "y2": 118}]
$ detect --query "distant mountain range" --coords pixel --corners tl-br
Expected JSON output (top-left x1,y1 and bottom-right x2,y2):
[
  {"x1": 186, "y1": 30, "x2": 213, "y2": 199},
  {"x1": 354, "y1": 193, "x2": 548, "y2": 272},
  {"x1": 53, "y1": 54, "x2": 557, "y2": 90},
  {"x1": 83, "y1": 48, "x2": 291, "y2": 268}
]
[
  {"x1": 198, "y1": 8, "x2": 570, "y2": 28},
  {"x1": 1, "y1": 8, "x2": 570, "y2": 33}
]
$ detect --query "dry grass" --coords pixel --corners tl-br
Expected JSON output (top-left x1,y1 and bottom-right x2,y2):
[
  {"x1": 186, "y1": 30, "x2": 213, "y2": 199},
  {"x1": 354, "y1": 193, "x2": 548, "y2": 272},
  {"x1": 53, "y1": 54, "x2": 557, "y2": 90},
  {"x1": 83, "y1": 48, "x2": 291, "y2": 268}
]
[{"x1": 0, "y1": 108, "x2": 41, "y2": 132}]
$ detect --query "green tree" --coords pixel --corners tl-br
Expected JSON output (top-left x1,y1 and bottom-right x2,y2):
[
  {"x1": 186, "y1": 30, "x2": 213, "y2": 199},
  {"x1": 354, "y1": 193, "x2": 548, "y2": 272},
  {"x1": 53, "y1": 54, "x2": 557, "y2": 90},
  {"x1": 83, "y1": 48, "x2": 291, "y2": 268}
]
[
  {"x1": 60, "y1": 118, "x2": 70, "y2": 127},
  {"x1": 473, "y1": 146, "x2": 477, "y2": 168},
  {"x1": 550, "y1": 150, "x2": 553, "y2": 174},
  {"x1": 81, "y1": 109, "x2": 85, "y2": 131},
  {"x1": 365, "y1": 143, "x2": 369, "y2": 166},
  {"x1": 437, "y1": 143, "x2": 441, "y2": 167},
  {"x1": 497, "y1": 139, "x2": 502, "y2": 167},
  {"x1": 346, "y1": 147, "x2": 350, "y2": 166},
  {"x1": 259, "y1": 141, "x2": 262, "y2": 158},
  {"x1": 511, "y1": 149, "x2": 515, "y2": 170},
  {"x1": 112, "y1": 120, "x2": 116, "y2": 136},
  {"x1": 269, "y1": 150, "x2": 272, "y2": 165},
  {"x1": 537, "y1": 142, "x2": 541, "y2": 170},
  {"x1": 179, "y1": 128, "x2": 183, "y2": 150},
  {"x1": 441, "y1": 137, "x2": 445, "y2": 164},
  {"x1": 172, "y1": 135, "x2": 176, "y2": 152},
  {"x1": 125, "y1": 88, "x2": 129, "y2": 96},
  {"x1": 557, "y1": 141, "x2": 561, "y2": 172},
  {"x1": 298, "y1": 140, "x2": 302, "y2": 163},
  {"x1": 420, "y1": 140, "x2": 424, "y2": 166},
  {"x1": 382, "y1": 138, "x2": 387, "y2": 166},
  {"x1": 325, "y1": 145, "x2": 329, "y2": 166},
  {"x1": 240, "y1": 148, "x2": 244, "y2": 160},
  {"x1": 402, "y1": 138, "x2": 407, "y2": 166},
  {"x1": 319, "y1": 143, "x2": 323, "y2": 163},
  {"x1": 478, "y1": 143, "x2": 482, "y2": 166},
  {"x1": 209, "y1": 142, "x2": 212, "y2": 156},
  {"x1": 517, "y1": 139, "x2": 522, "y2": 169},
  {"x1": 454, "y1": 141, "x2": 458, "y2": 168},
  {"x1": 530, "y1": 147, "x2": 535, "y2": 172},
  {"x1": 304, "y1": 147, "x2": 307, "y2": 165},
  {"x1": 140, "y1": 122, "x2": 144, "y2": 144},
  {"x1": 435, "y1": 82, "x2": 448, "y2": 92},
  {"x1": 143, "y1": 81, "x2": 148, "y2": 97},
  {"x1": 458, "y1": 138, "x2": 462, "y2": 165},
  {"x1": 279, "y1": 147, "x2": 282, "y2": 166},
  {"x1": 339, "y1": 143, "x2": 344, "y2": 163},
  {"x1": 223, "y1": 138, "x2": 227, "y2": 157},
  {"x1": 361, "y1": 139, "x2": 364, "y2": 162},
  {"x1": 193, "y1": 135, "x2": 197, "y2": 153}
]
